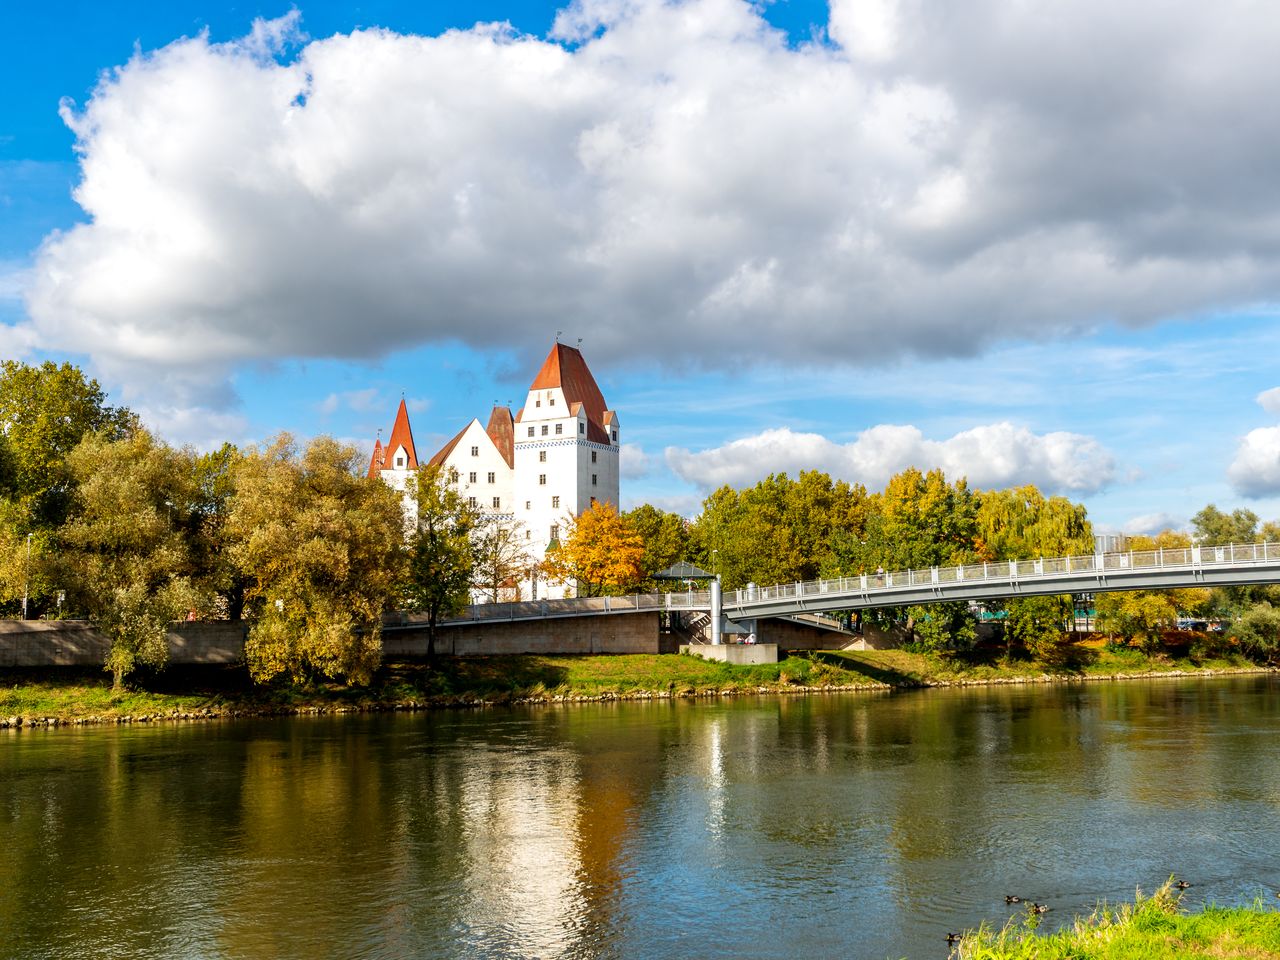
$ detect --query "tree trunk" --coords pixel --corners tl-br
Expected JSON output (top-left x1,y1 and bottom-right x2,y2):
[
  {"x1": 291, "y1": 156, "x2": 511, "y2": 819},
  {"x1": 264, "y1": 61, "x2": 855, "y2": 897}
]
[{"x1": 426, "y1": 611, "x2": 437, "y2": 661}]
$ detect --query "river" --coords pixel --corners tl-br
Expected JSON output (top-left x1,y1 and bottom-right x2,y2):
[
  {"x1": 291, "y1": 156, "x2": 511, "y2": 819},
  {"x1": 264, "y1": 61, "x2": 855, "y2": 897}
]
[{"x1": 3, "y1": 676, "x2": 1280, "y2": 959}]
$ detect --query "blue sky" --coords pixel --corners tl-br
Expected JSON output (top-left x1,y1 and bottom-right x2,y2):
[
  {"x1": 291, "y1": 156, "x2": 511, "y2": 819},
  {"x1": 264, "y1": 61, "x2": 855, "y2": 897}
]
[{"x1": 3, "y1": 0, "x2": 1280, "y2": 532}]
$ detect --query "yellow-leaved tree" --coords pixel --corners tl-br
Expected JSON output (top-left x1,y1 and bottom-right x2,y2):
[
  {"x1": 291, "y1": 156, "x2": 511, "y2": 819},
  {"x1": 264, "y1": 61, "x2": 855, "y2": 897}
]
[{"x1": 540, "y1": 501, "x2": 645, "y2": 597}]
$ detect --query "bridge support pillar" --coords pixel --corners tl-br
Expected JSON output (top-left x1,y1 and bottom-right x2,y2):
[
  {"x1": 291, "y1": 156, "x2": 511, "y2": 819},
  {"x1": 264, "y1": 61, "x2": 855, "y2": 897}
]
[{"x1": 710, "y1": 577, "x2": 722, "y2": 645}]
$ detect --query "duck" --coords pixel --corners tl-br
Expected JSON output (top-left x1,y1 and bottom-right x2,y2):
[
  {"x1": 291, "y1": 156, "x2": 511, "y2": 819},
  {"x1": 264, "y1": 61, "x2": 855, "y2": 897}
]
[
  {"x1": 1175, "y1": 880, "x2": 1191, "y2": 890},
  {"x1": 1031, "y1": 902, "x2": 1049, "y2": 913},
  {"x1": 1004, "y1": 895, "x2": 1021, "y2": 904},
  {"x1": 945, "y1": 933, "x2": 962, "y2": 944}
]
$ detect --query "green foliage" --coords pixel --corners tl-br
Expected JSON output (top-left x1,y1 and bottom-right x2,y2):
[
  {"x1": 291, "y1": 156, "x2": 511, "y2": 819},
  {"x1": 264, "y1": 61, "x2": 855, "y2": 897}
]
[
  {"x1": 0, "y1": 360, "x2": 135, "y2": 532},
  {"x1": 623, "y1": 503, "x2": 692, "y2": 584},
  {"x1": 1191, "y1": 503, "x2": 1259, "y2": 545},
  {"x1": 58, "y1": 429, "x2": 202, "y2": 687},
  {"x1": 975, "y1": 485, "x2": 1094, "y2": 561},
  {"x1": 402, "y1": 465, "x2": 478, "y2": 656},
  {"x1": 1229, "y1": 602, "x2": 1280, "y2": 663},
  {"x1": 905, "y1": 601, "x2": 977, "y2": 653},
  {"x1": 1096, "y1": 591, "x2": 1180, "y2": 651},
  {"x1": 228, "y1": 434, "x2": 405, "y2": 684},
  {"x1": 1005, "y1": 595, "x2": 1069, "y2": 658}
]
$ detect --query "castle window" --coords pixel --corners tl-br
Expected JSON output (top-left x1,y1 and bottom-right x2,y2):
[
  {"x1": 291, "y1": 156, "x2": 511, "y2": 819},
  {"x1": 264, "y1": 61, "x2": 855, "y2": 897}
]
[
  {"x1": 579, "y1": 423, "x2": 585, "y2": 434},
  {"x1": 539, "y1": 474, "x2": 547, "y2": 485},
  {"x1": 555, "y1": 423, "x2": 562, "y2": 435},
  {"x1": 527, "y1": 427, "x2": 534, "y2": 437},
  {"x1": 552, "y1": 496, "x2": 560, "y2": 508},
  {"x1": 591, "y1": 497, "x2": 597, "y2": 507},
  {"x1": 525, "y1": 501, "x2": 531, "y2": 510},
  {"x1": 487, "y1": 472, "x2": 495, "y2": 483},
  {"x1": 468, "y1": 471, "x2": 477, "y2": 483},
  {"x1": 539, "y1": 451, "x2": 546, "y2": 463},
  {"x1": 541, "y1": 425, "x2": 548, "y2": 436},
  {"x1": 468, "y1": 496, "x2": 477, "y2": 508},
  {"x1": 550, "y1": 398, "x2": 555, "y2": 406},
  {"x1": 492, "y1": 497, "x2": 501, "y2": 508},
  {"x1": 471, "y1": 445, "x2": 479, "y2": 456},
  {"x1": 396, "y1": 456, "x2": 404, "y2": 467},
  {"x1": 592, "y1": 474, "x2": 598, "y2": 486},
  {"x1": 536, "y1": 399, "x2": 541, "y2": 408},
  {"x1": 526, "y1": 530, "x2": 530, "y2": 539},
  {"x1": 611, "y1": 430, "x2": 617, "y2": 441},
  {"x1": 591, "y1": 451, "x2": 597, "y2": 463},
  {"x1": 550, "y1": 523, "x2": 559, "y2": 541}
]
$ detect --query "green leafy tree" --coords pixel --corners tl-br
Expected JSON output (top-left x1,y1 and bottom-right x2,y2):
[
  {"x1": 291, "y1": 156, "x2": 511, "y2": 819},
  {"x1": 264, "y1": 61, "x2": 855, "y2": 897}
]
[
  {"x1": 401, "y1": 465, "x2": 478, "y2": 659},
  {"x1": 1096, "y1": 531, "x2": 1210, "y2": 651},
  {"x1": 1005, "y1": 594, "x2": 1070, "y2": 659},
  {"x1": 0, "y1": 360, "x2": 134, "y2": 531},
  {"x1": 906, "y1": 601, "x2": 977, "y2": 653},
  {"x1": 228, "y1": 435, "x2": 405, "y2": 685},
  {"x1": 624, "y1": 503, "x2": 692, "y2": 585},
  {"x1": 1191, "y1": 504, "x2": 1259, "y2": 546},
  {"x1": 1228, "y1": 602, "x2": 1280, "y2": 663},
  {"x1": 58, "y1": 429, "x2": 202, "y2": 688},
  {"x1": 190, "y1": 443, "x2": 246, "y2": 619}
]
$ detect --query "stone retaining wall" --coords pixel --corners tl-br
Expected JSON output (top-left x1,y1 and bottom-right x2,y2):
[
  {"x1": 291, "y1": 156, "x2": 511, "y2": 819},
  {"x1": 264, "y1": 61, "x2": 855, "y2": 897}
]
[
  {"x1": 384, "y1": 611, "x2": 662, "y2": 657},
  {"x1": 0, "y1": 620, "x2": 246, "y2": 667}
]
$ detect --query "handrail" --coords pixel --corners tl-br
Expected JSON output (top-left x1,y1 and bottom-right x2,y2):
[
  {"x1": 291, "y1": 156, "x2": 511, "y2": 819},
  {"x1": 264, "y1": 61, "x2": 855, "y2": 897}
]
[{"x1": 423, "y1": 540, "x2": 1280, "y2": 624}]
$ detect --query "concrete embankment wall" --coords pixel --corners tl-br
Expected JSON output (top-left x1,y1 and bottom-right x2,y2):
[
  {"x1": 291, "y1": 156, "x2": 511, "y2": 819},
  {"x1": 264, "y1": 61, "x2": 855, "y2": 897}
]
[
  {"x1": 0, "y1": 613, "x2": 665, "y2": 666},
  {"x1": 0, "y1": 620, "x2": 247, "y2": 667},
  {"x1": 384, "y1": 612, "x2": 662, "y2": 656}
]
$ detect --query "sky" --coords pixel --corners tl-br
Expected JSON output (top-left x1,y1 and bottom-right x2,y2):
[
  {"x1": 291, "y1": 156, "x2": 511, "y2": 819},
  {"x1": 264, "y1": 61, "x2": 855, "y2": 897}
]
[{"x1": 3, "y1": 0, "x2": 1280, "y2": 533}]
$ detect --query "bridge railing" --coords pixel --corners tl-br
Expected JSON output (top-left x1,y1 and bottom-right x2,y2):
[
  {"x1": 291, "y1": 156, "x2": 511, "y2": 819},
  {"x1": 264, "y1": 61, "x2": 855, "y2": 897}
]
[{"x1": 727, "y1": 540, "x2": 1280, "y2": 607}]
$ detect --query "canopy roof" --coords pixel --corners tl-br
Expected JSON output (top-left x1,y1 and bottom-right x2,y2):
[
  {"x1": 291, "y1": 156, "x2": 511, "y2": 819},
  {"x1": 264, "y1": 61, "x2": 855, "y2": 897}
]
[{"x1": 653, "y1": 560, "x2": 714, "y2": 580}]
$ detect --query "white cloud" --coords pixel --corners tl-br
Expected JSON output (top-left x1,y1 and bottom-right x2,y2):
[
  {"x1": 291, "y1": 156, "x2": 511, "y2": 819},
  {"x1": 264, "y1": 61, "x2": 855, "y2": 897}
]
[
  {"x1": 17, "y1": 0, "x2": 1280, "y2": 417},
  {"x1": 619, "y1": 442, "x2": 652, "y2": 478},
  {"x1": 1121, "y1": 512, "x2": 1184, "y2": 537},
  {"x1": 318, "y1": 388, "x2": 385, "y2": 415},
  {"x1": 1228, "y1": 426, "x2": 1280, "y2": 497},
  {"x1": 1257, "y1": 387, "x2": 1280, "y2": 416},
  {"x1": 665, "y1": 422, "x2": 1116, "y2": 494}
]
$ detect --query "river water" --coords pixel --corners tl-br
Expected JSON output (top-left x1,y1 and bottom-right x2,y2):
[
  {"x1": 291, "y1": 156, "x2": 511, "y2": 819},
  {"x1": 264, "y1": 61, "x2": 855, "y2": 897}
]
[{"x1": 3, "y1": 676, "x2": 1280, "y2": 959}]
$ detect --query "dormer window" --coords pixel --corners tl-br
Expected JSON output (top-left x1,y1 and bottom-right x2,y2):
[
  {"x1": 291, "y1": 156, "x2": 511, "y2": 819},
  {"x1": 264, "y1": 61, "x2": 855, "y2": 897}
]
[
  {"x1": 611, "y1": 430, "x2": 617, "y2": 441},
  {"x1": 396, "y1": 456, "x2": 404, "y2": 467},
  {"x1": 579, "y1": 423, "x2": 585, "y2": 434}
]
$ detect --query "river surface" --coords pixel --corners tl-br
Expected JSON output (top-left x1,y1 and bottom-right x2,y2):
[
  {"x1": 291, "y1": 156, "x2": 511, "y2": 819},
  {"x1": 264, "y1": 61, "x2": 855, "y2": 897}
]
[{"x1": 4, "y1": 676, "x2": 1280, "y2": 959}]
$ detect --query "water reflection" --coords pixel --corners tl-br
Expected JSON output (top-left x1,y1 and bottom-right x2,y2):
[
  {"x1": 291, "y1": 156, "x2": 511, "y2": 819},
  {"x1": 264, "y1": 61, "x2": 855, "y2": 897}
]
[{"x1": 4, "y1": 678, "x2": 1280, "y2": 960}]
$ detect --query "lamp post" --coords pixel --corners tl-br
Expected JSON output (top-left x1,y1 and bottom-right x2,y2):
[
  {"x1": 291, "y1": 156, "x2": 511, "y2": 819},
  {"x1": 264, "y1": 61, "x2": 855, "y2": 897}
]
[{"x1": 21, "y1": 532, "x2": 32, "y2": 621}]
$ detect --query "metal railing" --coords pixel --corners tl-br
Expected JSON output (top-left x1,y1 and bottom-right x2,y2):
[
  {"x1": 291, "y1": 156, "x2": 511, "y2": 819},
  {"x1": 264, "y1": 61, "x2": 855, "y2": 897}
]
[{"x1": 402, "y1": 540, "x2": 1280, "y2": 625}]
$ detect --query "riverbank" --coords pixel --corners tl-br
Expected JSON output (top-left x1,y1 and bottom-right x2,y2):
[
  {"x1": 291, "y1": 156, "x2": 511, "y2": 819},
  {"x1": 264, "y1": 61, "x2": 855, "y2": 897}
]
[
  {"x1": 954, "y1": 881, "x2": 1280, "y2": 958},
  {"x1": 2, "y1": 643, "x2": 1274, "y2": 728}
]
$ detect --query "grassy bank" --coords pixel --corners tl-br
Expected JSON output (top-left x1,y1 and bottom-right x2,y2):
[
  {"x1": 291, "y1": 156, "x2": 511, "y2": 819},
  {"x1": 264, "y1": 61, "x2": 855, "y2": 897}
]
[
  {"x1": 955, "y1": 881, "x2": 1280, "y2": 958},
  {"x1": 1, "y1": 641, "x2": 1273, "y2": 726}
]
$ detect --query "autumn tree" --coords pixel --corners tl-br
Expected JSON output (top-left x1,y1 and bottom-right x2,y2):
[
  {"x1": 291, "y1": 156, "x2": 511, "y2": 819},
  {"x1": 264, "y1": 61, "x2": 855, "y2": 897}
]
[
  {"x1": 401, "y1": 465, "x2": 477, "y2": 659},
  {"x1": 541, "y1": 501, "x2": 645, "y2": 597},
  {"x1": 58, "y1": 429, "x2": 203, "y2": 688},
  {"x1": 228, "y1": 435, "x2": 405, "y2": 684},
  {"x1": 1229, "y1": 602, "x2": 1280, "y2": 663},
  {"x1": 1095, "y1": 531, "x2": 1210, "y2": 650},
  {"x1": 1005, "y1": 594, "x2": 1070, "y2": 659}
]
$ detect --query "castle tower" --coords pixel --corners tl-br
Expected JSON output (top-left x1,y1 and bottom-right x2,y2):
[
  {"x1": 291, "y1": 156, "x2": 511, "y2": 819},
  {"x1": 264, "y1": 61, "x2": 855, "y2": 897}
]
[{"x1": 513, "y1": 342, "x2": 620, "y2": 599}]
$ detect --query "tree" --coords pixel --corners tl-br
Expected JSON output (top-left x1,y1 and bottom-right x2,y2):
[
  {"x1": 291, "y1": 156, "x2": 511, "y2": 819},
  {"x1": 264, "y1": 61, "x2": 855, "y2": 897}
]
[
  {"x1": 1191, "y1": 504, "x2": 1259, "y2": 546},
  {"x1": 58, "y1": 429, "x2": 202, "y2": 688},
  {"x1": 190, "y1": 443, "x2": 246, "y2": 619},
  {"x1": 471, "y1": 513, "x2": 530, "y2": 603},
  {"x1": 400, "y1": 465, "x2": 477, "y2": 659},
  {"x1": 227, "y1": 435, "x2": 405, "y2": 685},
  {"x1": 1095, "y1": 590, "x2": 1179, "y2": 651},
  {"x1": 624, "y1": 503, "x2": 692, "y2": 585},
  {"x1": 1005, "y1": 595, "x2": 1070, "y2": 659},
  {"x1": 1229, "y1": 602, "x2": 1280, "y2": 663},
  {"x1": 541, "y1": 501, "x2": 645, "y2": 597},
  {"x1": 906, "y1": 601, "x2": 977, "y2": 653},
  {"x1": 0, "y1": 360, "x2": 134, "y2": 531}
]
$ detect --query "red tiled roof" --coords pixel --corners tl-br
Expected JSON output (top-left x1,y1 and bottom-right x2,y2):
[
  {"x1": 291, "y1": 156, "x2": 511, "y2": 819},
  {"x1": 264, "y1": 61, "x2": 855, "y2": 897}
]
[
  {"x1": 530, "y1": 343, "x2": 611, "y2": 444},
  {"x1": 486, "y1": 406, "x2": 514, "y2": 468},
  {"x1": 385, "y1": 399, "x2": 418, "y2": 470},
  {"x1": 366, "y1": 438, "x2": 384, "y2": 479}
]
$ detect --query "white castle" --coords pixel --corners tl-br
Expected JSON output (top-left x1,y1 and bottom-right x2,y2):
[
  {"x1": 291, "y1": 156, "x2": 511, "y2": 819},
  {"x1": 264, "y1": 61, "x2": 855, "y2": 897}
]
[{"x1": 368, "y1": 341, "x2": 621, "y2": 600}]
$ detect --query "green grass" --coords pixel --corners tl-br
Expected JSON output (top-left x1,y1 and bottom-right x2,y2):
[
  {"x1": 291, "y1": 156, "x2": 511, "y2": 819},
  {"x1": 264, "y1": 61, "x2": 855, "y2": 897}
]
[
  {"x1": 0, "y1": 642, "x2": 1270, "y2": 724},
  {"x1": 956, "y1": 880, "x2": 1280, "y2": 958}
]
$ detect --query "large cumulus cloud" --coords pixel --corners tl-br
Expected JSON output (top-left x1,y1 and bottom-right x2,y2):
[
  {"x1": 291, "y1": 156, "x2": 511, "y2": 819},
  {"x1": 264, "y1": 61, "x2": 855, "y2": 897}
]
[
  {"x1": 22, "y1": 0, "x2": 1280, "y2": 405},
  {"x1": 665, "y1": 422, "x2": 1116, "y2": 494}
]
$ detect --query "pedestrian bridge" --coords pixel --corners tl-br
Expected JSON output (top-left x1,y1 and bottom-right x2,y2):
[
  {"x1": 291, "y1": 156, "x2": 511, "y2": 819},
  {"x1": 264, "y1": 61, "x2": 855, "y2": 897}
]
[{"x1": 437, "y1": 540, "x2": 1280, "y2": 626}]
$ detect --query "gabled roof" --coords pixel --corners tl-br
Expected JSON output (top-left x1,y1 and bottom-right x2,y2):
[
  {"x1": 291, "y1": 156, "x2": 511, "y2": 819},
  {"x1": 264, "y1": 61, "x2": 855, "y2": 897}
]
[
  {"x1": 486, "y1": 406, "x2": 514, "y2": 468},
  {"x1": 385, "y1": 399, "x2": 418, "y2": 470},
  {"x1": 366, "y1": 438, "x2": 385, "y2": 479},
  {"x1": 530, "y1": 343, "x2": 612, "y2": 443},
  {"x1": 428, "y1": 421, "x2": 471, "y2": 468}
]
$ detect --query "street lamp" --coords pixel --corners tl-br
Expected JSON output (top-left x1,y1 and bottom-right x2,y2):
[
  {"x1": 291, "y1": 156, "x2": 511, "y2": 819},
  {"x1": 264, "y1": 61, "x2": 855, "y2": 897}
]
[{"x1": 21, "y1": 532, "x2": 32, "y2": 621}]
